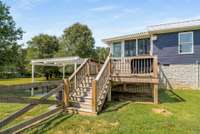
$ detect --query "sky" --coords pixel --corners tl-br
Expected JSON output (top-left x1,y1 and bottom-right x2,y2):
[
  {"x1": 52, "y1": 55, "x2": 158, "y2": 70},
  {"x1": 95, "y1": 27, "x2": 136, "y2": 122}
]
[{"x1": 2, "y1": 0, "x2": 200, "y2": 47}]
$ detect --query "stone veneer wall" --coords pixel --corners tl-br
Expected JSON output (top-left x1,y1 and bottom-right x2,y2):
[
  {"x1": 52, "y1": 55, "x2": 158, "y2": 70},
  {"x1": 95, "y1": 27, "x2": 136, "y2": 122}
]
[{"x1": 159, "y1": 64, "x2": 200, "y2": 89}]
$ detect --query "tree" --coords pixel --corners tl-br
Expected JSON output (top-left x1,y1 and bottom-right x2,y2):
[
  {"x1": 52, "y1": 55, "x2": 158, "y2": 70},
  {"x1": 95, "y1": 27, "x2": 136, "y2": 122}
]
[
  {"x1": 94, "y1": 47, "x2": 110, "y2": 61},
  {"x1": 59, "y1": 23, "x2": 95, "y2": 58},
  {"x1": 0, "y1": 1, "x2": 23, "y2": 66},
  {"x1": 26, "y1": 34, "x2": 59, "y2": 78},
  {"x1": 27, "y1": 34, "x2": 59, "y2": 59}
]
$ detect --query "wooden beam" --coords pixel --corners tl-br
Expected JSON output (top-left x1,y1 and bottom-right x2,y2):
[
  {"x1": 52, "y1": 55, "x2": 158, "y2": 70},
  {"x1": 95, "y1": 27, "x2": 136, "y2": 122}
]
[
  {"x1": 111, "y1": 76, "x2": 159, "y2": 84},
  {"x1": 0, "y1": 107, "x2": 62, "y2": 134},
  {"x1": 92, "y1": 80, "x2": 97, "y2": 112}
]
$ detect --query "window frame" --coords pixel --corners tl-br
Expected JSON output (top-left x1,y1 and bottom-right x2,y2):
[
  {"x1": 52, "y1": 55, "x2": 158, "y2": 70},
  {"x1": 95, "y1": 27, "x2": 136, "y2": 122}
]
[
  {"x1": 112, "y1": 42, "x2": 122, "y2": 57},
  {"x1": 124, "y1": 40, "x2": 137, "y2": 57},
  {"x1": 178, "y1": 32, "x2": 194, "y2": 54}
]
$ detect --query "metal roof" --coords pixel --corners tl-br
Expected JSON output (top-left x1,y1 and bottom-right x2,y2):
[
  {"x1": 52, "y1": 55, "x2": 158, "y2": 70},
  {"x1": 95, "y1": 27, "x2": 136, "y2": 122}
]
[
  {"x1": 31, "y1": 56, "x2": 85, "y2": 66},
  {"x1": 102, "y1": 32, "x2": 150, "y2": 44},
  {"x1": 102, "y1": 19, "x2": 200, "y2": 44},
  {"x1": 147, "y1": 19, "x2": 200, "y2": 33}
]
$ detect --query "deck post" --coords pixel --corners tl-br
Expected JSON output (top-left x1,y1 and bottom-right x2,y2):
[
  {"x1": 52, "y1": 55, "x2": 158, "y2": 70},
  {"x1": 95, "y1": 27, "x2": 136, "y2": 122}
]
[
  {"x1": 153, "y1": 84, "x2": 158, "y2": 104},
  {"x1": 109, "y1": 57, "x2": 112, "y2": 75},
  {"x1": 31, "y1": 64, "x2": 35, "y2": 96},
  {"x1": 74, "y1": 63, "x2": 77, "y2": 89},
  {"x1": 153, "y1": 56, "x2": 158, "y2": 78},
  {"x1": 87, "y1": 61, "x2": 90, "y2": 76},
  {"x1": 123, "y1": 84, "x2": 127, "y2": 91},
  {"x1": 63, "y1": 79, "x2": 69, "y2": 106},
  {"x1": 92, "y1": 80, "x2": 97, "y2": 113},
  {"x1": 62, "y1": 65, "x2": 65, "y2": 79}
]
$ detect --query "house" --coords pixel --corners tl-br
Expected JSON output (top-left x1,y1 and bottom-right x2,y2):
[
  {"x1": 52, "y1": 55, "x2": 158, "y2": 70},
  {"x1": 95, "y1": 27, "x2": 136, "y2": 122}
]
[{"x1": 102, "y1": 19, "x2": 200, "y2": 90}]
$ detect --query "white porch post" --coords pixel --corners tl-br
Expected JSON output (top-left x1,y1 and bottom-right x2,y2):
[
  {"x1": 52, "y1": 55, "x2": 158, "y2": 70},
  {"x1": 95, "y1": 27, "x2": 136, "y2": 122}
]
[
  {"x1": 136, "y1": 39, "x2": 138, "y2": 56},
  {"x1": 31, "y1": 64, "x2": 35, "y2": 96},
  {"x1": 110, "y1": 43, "x2": 113, "y2": 57},
  {"x1": 121, "y1": 40, "x2": 125, "y2": 57},
  {"x1": 150, "y1": 35, "x2": 153, "y2": 55},
  {"x1": 62, "y1": 65, "x2": 65, "y2": 79}
]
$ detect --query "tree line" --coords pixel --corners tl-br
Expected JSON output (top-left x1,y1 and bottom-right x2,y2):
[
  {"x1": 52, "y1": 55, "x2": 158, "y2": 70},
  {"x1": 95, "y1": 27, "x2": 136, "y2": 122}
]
[{"x1": 0, "y1": 1, "x2": 109, "y2": 79}]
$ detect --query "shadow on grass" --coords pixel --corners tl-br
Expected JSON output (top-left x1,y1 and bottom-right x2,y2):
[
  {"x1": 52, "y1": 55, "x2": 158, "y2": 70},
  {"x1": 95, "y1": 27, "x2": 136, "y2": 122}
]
[
  {"x1": 25, "y1": 113, "x2": 74, "y2": 134},
  {"x1": 101, "y1": 89, "x2": 185, "y2": 114},
  {"x1": 159, "y1": 89, "x2": 185, "y2": 104},
  {"x1": 101, "y1": 101, "x2": 130, "y2": 114}
]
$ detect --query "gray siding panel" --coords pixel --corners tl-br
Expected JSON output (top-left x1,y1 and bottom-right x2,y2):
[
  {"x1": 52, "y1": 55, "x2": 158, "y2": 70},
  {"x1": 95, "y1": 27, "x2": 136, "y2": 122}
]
[{"x1": 153, "y1": 30, "x2": 200, "y2": 64}]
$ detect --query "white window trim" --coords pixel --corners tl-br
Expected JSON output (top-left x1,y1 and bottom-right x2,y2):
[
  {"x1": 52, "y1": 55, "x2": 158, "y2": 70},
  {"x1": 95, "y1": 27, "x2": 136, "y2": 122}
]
[{"x1": 178, "y1": 32, "x2": 194, "y2": 54}]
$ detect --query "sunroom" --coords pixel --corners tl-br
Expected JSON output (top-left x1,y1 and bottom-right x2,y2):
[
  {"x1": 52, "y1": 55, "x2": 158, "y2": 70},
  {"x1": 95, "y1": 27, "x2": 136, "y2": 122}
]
[{"x1": 102, "y1": 32, "x2": 153, "y2": 58}]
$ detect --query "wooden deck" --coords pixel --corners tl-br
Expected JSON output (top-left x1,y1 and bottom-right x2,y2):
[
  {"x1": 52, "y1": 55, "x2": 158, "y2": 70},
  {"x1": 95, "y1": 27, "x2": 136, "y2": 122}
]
[{"x1": 110, "y1": 56, "x2": 159, "y2": 104}]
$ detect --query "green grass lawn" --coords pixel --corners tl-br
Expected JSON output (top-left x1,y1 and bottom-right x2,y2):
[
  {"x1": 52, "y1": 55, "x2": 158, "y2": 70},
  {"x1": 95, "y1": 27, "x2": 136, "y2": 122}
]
[
  {"x1": 0, "y1": 78, "x2": 200, "y2": 134},
  {"x1": 19, "y1": 89, "x2": 200, "y2": 134},
  {"x1": 0, "y1": 78, "x2": 57, "y2": 130}
]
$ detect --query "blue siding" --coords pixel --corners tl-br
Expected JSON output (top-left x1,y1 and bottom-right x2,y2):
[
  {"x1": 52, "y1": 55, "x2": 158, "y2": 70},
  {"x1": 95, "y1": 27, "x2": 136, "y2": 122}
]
[{"x1": 153, "y1": 30, "x2": 200, "y2": 64}]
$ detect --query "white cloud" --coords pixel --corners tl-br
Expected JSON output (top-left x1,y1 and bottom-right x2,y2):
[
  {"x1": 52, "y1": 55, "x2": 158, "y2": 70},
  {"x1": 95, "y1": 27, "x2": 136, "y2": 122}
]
[
  {"x1": 113, "y1": 8, "x2": 141, "y2": 20},
  {"x1": 123, "y1": 8, "x2": 141, "y2": 14},
  {"x1": 12, "y1": 0, "x2": 45, "y2": 10},
  {"x1": 89, "y1": 5, "x2": 117, "y2": 12}
]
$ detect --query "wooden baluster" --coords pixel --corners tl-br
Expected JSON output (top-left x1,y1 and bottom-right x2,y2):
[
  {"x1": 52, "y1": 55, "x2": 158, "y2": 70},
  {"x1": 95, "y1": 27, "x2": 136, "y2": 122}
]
[
  {"x1": 141, "y1": 59, "x2": 143, "y2": 74},
  {"x1": 144, "y1": 59, "x2": 146, "y2": 74}
]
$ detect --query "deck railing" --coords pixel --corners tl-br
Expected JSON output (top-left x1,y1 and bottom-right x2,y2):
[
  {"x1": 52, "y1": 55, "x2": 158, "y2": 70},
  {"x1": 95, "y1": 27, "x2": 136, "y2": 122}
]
[
  {"x1": 110, "y1": 56, "x2": 158, "y2": 77},
  {"x1": 92, "y1": 56, "x2": 111, "y2": 112}
]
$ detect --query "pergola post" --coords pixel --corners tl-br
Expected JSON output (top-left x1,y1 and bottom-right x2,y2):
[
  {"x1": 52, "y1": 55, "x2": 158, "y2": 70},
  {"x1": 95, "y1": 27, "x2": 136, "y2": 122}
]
[
  {"x1": 31, "y1": 64, "x2": 35, "y2": 96},
  {"x1": 74, "y1": 63, "x2": 77, "y2": 89},
  {"x1": 63, "y1": 65, "x2": 65, "y2": 79}
]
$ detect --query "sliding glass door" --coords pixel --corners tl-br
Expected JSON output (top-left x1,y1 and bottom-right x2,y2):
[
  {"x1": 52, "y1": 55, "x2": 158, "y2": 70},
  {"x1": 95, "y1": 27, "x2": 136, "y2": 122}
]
[
  {"x1": 138, "y1": 38, "x2": 150, "y2": 55},
  {"x1": 125, "y1": 40, "x2": 136, "y2": 57}
]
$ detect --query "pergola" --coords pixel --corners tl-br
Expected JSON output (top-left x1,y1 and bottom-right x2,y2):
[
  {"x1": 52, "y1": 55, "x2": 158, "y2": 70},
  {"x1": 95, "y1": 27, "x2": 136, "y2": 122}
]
[{"x1": 30, "y1": 56, "x2": 84, "y2": 96}]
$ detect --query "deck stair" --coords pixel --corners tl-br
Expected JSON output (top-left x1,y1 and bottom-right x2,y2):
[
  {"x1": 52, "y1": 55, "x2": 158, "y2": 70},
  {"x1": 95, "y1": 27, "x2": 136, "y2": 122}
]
[
  {"x1": 67, "y1": 76, "x2": 95, "y2": 113},
  {"x1": 63, "y1": 55, "x2": 159, "y2": 115}
]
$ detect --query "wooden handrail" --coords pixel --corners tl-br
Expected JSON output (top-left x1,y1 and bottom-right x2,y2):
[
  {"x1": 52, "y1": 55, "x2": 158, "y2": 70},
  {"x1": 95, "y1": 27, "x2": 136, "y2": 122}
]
[
  {"x1": 92, "y1": 56, "x2": 111, "y2": 113},
  {"x1": 69, "y1": 59, "x2": 89, "y2": 81},
  {"x1": 95, "y1": 56, "x2": 110, "y2": 81},
  {"x1": 111, "y1": 55, "x2": 155, "y2": 60}
]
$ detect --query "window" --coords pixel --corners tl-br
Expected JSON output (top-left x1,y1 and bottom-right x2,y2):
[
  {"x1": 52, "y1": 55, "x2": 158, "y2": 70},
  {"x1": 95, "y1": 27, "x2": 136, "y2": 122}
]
[
  {"x1": 112, "y1": 42, "x2": 121, "y2": 57},
  {"x1": 138, "y1": 38, "x2": 150, "y2": 55},
  {"x1": 178, "y1": 32, "x2": 194, "y2": 54},
  {"x1": 125, "y1": 40, "x2": 136, "y2": 57}
]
